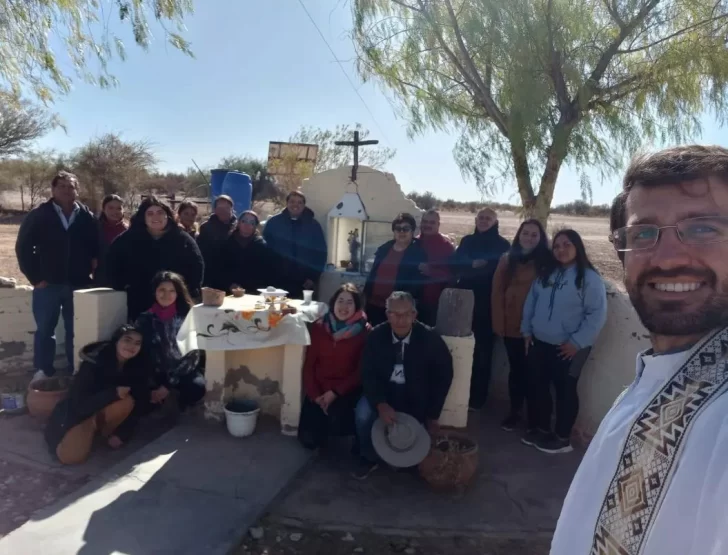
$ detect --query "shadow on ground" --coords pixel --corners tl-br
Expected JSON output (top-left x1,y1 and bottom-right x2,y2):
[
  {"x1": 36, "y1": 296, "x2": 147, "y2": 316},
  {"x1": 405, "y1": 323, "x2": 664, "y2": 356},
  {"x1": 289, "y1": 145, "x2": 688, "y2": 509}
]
[{"x1": 268, "y1": 401, "x2": 582, "y2": 538}]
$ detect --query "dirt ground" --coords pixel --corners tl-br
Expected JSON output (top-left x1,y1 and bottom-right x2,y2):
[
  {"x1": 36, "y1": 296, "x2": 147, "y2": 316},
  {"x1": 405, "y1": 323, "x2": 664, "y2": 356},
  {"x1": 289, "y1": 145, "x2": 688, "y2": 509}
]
[
  {"x1": 236, "y1": 517, "x2": 550, "y2": 555},
  {"x1": 0, "y1": 210, "x2": 622, "y2": 286}
]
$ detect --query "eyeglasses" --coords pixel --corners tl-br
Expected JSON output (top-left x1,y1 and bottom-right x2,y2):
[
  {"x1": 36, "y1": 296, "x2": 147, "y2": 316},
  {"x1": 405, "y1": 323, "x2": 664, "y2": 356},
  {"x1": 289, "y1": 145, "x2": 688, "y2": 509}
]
[
  {"x1": 393, "y1": 226, "x2": 412, "y2": 233},
  {"x1": 610, "y1": 216, "x2": 728, "y2": 252},
  {"x1": 240, "y1": 218, "x2": 257, "y2": 225}
]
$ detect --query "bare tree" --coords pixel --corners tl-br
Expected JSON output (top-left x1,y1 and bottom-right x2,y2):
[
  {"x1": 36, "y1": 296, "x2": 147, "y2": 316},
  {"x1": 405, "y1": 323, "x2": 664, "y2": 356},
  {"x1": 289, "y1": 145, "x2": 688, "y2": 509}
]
[
  {"x1": 70, "y1": 133, "x2": 157, "y2": 210},
  {"x1": 0, "y1": 96, "x2": 55, "y2": 158},
  {"x1": 0, "y1": 151, "x2": 59, "y2": 210}
]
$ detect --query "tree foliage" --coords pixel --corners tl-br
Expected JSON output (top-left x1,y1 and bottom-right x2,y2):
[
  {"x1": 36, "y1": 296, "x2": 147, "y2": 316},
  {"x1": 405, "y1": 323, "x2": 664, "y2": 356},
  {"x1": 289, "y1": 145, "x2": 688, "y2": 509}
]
[
  {"x1": 0, "y1": 0, "x2": 194, "y2": 102},
  {"x1": 353, "y1": 0, "x2": 728, "y2": 221},
  {"x1": 290, "y1": 123, "x2": 396, "y2": 173},
  {"x1": 0, "y1": 95, "x2": 56, "y2": 157},
  {"x1": 70, "y1": 132, "x2": 157, "y2": 208}
]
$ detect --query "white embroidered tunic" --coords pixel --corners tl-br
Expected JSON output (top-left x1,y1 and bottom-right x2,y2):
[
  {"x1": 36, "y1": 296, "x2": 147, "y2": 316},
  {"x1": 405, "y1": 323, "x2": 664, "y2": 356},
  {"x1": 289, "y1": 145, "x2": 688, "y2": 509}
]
[{"x1": 551, "y1": 342, "x2": 728, "y2": 554}]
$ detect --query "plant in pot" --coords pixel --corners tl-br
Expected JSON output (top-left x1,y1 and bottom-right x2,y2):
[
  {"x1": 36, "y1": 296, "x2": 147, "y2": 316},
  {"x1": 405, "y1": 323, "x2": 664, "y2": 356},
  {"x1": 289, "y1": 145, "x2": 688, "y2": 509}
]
[{"x1": 27, "y1": 375, "x2": 72, "y2": 420}]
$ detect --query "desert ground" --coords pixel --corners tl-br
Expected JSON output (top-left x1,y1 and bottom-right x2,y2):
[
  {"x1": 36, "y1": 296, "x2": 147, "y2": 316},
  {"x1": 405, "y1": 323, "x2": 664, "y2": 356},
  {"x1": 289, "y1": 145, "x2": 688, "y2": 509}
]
[{"x1": 0, "y1": 209, "x2": 621, "y2": 287}]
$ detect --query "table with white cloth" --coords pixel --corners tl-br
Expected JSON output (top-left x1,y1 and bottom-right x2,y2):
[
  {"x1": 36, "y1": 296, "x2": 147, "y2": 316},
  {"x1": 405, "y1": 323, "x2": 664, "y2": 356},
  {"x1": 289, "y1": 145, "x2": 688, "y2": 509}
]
[{"x1": 177, "y1": 295, "x2": 327, "y2": 435}]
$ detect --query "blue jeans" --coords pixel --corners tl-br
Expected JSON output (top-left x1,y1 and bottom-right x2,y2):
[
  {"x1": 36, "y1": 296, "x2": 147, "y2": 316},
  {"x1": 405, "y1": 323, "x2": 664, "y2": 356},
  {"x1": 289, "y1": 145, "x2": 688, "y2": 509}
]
[
  {"x1": 32, "y1": 284, "x2": 74, "y2": 374},
  {"x1": 354, "y1": 396, "x2": 379, "y2": 463}
]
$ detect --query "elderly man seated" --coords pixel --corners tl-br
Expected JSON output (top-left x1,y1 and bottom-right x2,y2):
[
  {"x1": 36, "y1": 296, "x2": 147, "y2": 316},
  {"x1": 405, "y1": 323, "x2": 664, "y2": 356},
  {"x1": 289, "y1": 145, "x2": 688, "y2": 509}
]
[{"x1": 353, "y1": 291, "x2": 453, "y2": 480}]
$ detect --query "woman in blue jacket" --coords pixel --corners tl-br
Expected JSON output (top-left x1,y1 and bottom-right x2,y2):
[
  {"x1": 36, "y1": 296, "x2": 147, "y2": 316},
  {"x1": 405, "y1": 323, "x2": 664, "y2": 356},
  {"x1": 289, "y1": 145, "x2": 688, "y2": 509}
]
[{"x1": 520, "y1": 229, "x2": 607, "y2": 454}]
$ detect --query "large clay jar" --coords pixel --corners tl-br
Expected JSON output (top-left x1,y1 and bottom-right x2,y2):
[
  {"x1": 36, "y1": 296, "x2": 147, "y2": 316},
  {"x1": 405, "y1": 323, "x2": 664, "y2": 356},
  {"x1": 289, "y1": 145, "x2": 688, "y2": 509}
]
[
  {"x1": 419, "y1": 432, "x2": 479, "y2": 491},
  {"x1": 27, "y1": 376, "x2": 71, "y2": 420}
]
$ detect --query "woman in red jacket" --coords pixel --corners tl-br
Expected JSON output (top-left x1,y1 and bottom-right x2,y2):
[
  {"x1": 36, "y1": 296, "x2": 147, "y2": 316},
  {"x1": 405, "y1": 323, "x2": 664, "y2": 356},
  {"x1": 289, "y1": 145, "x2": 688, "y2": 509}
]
[{"x1": 298, "y1": 283, "x2": 369, "y2": 450}]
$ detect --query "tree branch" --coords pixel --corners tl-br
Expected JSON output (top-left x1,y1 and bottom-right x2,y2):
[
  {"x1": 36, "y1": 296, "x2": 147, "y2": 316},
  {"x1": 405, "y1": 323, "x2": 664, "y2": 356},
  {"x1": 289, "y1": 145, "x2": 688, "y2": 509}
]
[
  {"x1": 439, "y1": 0, "x2": 509, "y2": 135},
  {"x1": 572, "y1": 0, "x2": 660, "y2": 110},
  {"x1": 545, "y1": 0, "x2": 571, "y2": 112},
  {"x1": 616, "y1": 13, "x2": 728, "y2": 54}
]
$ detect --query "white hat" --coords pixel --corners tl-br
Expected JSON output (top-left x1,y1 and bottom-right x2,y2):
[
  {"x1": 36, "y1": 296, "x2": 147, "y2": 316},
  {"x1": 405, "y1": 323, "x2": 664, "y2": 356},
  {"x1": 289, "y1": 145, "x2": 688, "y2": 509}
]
[{"x1": 371, "y1": 412, "x2": 431, "y2": 468}]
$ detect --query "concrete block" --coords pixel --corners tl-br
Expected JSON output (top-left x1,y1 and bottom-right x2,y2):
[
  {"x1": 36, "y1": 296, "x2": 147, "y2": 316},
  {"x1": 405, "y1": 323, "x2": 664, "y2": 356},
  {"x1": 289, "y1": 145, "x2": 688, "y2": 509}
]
[
  {"x1": 73, "y1": 288, "x2": 127, "y2": 371},
  {"x1": 440, "y1": 334, "x2": 474, "y2": 428}
]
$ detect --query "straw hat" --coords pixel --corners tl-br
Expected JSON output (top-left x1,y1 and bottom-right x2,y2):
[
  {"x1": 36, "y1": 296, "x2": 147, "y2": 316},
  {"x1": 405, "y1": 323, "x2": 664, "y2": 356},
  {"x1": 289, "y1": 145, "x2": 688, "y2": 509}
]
[{"x1": 371, "y1": 412, "x2": 431, "y2": 468}]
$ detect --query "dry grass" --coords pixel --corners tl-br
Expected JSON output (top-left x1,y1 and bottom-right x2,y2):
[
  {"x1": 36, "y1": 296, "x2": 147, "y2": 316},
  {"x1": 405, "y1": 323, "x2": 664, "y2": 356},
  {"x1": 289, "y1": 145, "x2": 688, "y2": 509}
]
[{"x1": 0, "y1": 210, "x2": 623, "y2": 287}]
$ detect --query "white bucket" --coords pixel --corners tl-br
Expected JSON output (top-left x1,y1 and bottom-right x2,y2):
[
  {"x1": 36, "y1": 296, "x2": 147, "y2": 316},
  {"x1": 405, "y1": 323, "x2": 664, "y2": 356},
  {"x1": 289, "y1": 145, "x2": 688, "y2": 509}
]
[{"x1": 224, "y1": 400, "x2": 260, "y2": 438}]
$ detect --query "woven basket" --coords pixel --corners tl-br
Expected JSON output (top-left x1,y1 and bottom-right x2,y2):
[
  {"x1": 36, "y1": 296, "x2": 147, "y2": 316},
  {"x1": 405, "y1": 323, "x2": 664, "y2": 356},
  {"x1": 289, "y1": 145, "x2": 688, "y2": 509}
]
[
  {"x1": 201, "y1": 287, "x2": 225, "y2": 307},
  {"x1": 418, "y1": 432, "x2": 479, "y2": 491}
]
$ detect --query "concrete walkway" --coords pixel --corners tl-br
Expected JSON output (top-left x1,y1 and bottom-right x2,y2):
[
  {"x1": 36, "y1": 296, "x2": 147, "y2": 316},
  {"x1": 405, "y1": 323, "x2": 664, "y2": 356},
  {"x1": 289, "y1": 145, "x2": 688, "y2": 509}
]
[
  {"x1": 269, "y1": 403, "x2": 582, "y2": 539},
  {"x1": 0, "y1": 417, "x2": 312, "y2": 555}
]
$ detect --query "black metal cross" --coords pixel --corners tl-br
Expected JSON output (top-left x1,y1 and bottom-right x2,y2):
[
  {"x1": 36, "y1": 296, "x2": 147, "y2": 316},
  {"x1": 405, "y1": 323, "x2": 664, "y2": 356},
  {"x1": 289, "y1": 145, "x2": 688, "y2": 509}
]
[{"x1": 334, "y1": 130, "x2": 379, "y2": 182}]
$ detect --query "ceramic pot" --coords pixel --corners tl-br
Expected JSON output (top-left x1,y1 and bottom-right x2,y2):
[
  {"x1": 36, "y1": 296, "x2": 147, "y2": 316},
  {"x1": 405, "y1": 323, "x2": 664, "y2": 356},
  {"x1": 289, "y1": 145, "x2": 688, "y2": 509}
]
[
  {"x1": 418, "y1": 432, "x2": 479, "y2": 491},
  {"x1": 201, "y1": 287, "x2": 225, "y2": 306},
  {"x1": 27, "y1": 376, "x2": 71, "y2": 420}
]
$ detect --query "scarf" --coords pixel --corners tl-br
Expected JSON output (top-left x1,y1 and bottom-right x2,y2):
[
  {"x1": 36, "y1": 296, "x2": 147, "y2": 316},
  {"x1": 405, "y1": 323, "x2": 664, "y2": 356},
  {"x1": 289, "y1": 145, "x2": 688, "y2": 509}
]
[
  {"x1": 149, "y1": 302, "x2": 177, "y2": 322},
  {"x1": 102, "y1": 218, "x2": 128, "y2": 245},
  {"x1": 323, "y1": 310, "x2": 366, "y2": 342},
  {"x1": 591, "y1": 327, "x2": 728, "y2": 554}
]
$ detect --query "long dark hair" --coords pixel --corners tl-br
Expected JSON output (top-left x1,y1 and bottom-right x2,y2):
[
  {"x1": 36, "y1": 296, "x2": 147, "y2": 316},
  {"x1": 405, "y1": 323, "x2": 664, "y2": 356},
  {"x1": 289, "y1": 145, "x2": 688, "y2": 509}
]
[
  {"x1": 540, "y1": 229, "x2": 597, "y2": 289},
  {"x1": 130, "y1": 195, "x2": 176, "y2": 231},
  {"x1": 506, "y1": 219, "x2": 550, "y2": 281},
  {"x1": 150, "y1": 271, "x2": 194, "y2": 316},
  {"x1": 96, "y1": 324, "x2": 148, "y2": 369},
  {"x1": 99, "y1": 194, "x2": 124, "y2": 223}
]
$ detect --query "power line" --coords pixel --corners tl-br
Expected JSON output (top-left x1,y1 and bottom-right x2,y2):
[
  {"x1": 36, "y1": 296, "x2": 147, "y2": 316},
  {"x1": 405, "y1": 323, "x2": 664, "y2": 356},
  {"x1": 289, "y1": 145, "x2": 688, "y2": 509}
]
[{"x1": 295, "y1": 0, "x2": 391, "y2": 145}]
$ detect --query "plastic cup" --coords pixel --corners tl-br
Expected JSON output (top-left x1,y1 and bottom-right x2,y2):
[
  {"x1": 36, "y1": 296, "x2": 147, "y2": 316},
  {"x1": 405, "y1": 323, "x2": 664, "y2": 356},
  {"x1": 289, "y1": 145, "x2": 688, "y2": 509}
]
[{"x1": 303, "y1": 290, "x2": 314, "y2": 303}]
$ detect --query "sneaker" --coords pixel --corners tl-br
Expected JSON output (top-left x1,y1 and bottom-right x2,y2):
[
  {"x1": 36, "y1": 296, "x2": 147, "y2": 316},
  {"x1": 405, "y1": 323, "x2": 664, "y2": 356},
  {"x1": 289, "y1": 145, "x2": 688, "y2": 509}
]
[
  {"x1": 31, "y1": 370, "x2": 51, "y2": 383},
  {"x1": 521, "y1": 428, "x2": 548, "y2": 447},
  {"x1": 500, "y1": 414, "x2": 520, "y2": 432},
  {"x1": 351, "y1": 459, "x2": 379, "y2": 481},
  {"x1": 535, "y1": 434, "x2": 573, "y2": 454}
]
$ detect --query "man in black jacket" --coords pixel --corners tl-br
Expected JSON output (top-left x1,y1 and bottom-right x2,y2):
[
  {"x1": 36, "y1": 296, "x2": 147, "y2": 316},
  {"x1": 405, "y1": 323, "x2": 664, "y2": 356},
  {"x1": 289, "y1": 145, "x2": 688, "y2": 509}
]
[
  {"x1": 197, "y1": 194, "x2": 237, "y2": 291},
  {"x1": 15, "y1": 171, "x2": 99, "y2": 379},
  {"x1": 354, "y1": 291, "x2": 453, "y2": 479},
  {"x1": 454, "y1": 208, "x2": 510, "y2": 410}
]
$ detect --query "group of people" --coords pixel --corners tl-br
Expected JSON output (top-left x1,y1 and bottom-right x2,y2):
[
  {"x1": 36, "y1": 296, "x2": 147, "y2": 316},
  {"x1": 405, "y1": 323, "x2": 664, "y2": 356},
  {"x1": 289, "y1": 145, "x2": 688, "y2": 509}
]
[
  {"x1": 13, "y1": 142, "x2": 728, "y2": 552},
  {"x1": 14, "y1": 168, "x2": 609, "y2": 466}
]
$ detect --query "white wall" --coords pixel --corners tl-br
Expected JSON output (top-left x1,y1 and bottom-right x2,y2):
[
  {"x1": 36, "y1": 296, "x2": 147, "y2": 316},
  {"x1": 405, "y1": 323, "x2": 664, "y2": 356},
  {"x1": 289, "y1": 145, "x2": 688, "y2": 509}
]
[{"x1": 0, "y1": 286, "x2": 65, "y2": 377}]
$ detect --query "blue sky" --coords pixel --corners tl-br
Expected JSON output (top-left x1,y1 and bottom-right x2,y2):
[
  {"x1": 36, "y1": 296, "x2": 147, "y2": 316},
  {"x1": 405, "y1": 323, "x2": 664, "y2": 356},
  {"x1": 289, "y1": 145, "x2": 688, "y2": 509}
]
[{"x1": 34, "y1": 0, "x2": 727, "y2": 206}]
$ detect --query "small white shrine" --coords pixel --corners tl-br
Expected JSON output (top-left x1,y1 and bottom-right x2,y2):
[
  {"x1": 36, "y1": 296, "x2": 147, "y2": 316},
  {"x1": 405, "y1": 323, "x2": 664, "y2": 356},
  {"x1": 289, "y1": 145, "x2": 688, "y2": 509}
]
[{"x1": 302, "y1": 165, "x2": 423, "y2": 302}]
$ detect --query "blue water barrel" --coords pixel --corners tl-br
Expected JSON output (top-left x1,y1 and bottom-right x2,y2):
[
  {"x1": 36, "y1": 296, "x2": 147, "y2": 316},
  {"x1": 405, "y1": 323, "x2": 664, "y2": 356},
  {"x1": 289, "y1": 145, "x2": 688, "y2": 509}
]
[
  {"x1": 210, "y1": 169, "x2": 228, "y2": 200},
  {"x1": 221, "y1": 171, "x2": 252, "y2": 215}
]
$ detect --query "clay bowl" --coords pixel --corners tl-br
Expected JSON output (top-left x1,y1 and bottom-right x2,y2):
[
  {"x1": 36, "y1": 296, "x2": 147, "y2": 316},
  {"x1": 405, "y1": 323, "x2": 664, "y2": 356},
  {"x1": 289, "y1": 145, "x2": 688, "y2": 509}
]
[
  {"x1": 27, "y1": 376, "x2": 72, "y2": 420},
  {"x1": 202, "y1": 287, "x2": 225, "y2": 307},
  {"x1": 419, "y1": 432, "x2": 479, "y2": 491},
  {"x1": 231, "y1": 287, "x2": 245, "y2": 298}
]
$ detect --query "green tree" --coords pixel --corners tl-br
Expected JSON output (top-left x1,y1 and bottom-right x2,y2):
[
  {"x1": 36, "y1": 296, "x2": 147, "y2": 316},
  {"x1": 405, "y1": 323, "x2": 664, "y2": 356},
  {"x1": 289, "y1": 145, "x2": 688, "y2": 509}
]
[
  {"x1": 0, "y1": 0, "x2": 194, "y2": 102},
  {"x1": 353, "y1": 0, "x2": 728, "y2": 221},
  {"x1": 290, "y1": 123, "x2": 396, "y2": 173}
]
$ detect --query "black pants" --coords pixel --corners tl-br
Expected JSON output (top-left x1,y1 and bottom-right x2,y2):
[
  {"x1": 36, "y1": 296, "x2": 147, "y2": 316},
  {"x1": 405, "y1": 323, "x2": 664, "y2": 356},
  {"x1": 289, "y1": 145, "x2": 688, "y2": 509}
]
[
  {"x1": 175, "y1": 373, "x2": 206, "y2": 410},
  {"x1": 297, "y1": 389, "x2": 361, "y2": 450},
  {"x1": 504, "y1": 336, "x2": 529, "y2": 416},
  {"x1": 526, "y1": 338, "x2": 591, "y2": 439},
  {"x1": 469, "y1": 331, "x2": 495, "y2": 410}
]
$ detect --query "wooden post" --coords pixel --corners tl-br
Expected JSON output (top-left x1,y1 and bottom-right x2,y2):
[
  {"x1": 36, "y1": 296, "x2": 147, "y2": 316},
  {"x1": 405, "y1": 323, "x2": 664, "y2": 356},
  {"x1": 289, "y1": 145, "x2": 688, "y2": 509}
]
[{"x1": 435, "y1": 288, "x2": 474, "y2": 337}]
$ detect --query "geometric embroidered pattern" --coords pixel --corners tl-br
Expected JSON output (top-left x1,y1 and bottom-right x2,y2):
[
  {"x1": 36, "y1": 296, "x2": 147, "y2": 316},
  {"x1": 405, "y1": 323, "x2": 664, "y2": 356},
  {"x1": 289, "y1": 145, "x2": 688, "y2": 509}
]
[{"x1": 590, "y1": 328, "x2": 728, "y2": 555}]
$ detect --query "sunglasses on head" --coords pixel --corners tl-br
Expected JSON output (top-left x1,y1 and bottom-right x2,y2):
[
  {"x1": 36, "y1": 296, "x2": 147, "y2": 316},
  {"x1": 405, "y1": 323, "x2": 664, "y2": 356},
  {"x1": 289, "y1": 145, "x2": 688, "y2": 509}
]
[{"x1": 393, "y1": 226, "x2": 412, "y2": 233}]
